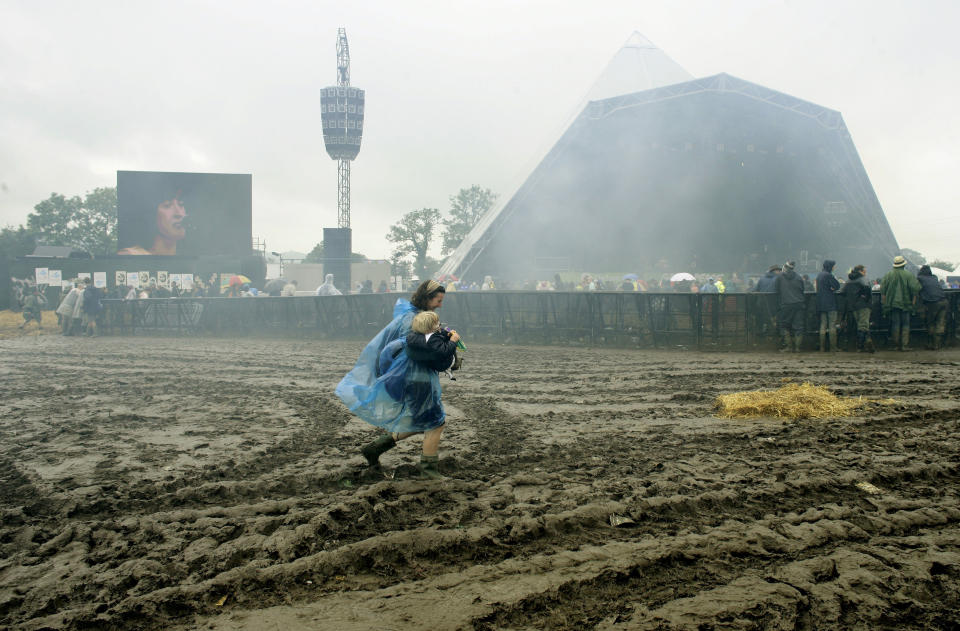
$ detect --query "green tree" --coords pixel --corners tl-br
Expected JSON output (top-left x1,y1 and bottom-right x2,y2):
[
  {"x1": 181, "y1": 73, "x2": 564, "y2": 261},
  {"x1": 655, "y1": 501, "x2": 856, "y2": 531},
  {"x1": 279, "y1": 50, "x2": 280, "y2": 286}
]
[
  {"x1": 0, "y1": 225, "x2": 39, "y2": 260},
  {"x1": 27, "y1": 193, "x2": 80, "y2": 246},
  {"x1": 441, "y1": 185, "x2": 498, "y2": 255},
  {"x1": 389, "y1": 251, "x2": 411, "y2": 278},
  {"x1": 929, "y1": 259, "x2": 955, "y2": 272},
  {"x1": 23, "y1": 187, "x2": 118, "y2": 256},
  {"x1": 386, "y1": 207, "x2": 442, "y2": 280},
  {"x1": 75, "y1": 187, "x2": 118, "y2": 255},
  {"x1": 304, "y1": 242, "x2": 325, "y2": 264}
]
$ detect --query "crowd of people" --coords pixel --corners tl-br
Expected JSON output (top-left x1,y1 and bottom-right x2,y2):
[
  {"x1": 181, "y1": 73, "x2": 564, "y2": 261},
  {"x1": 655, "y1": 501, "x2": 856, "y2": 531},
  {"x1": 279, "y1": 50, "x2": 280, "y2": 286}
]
[{"x1": 758, "y1": 255, "x2": 950, "y2": 352}]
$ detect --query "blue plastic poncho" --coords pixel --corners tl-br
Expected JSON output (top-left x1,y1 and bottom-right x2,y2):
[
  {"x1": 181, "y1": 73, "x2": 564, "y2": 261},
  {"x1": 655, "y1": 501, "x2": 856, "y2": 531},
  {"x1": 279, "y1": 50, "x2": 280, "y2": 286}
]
[{"x1": 335, "y1": 299, "x2": 446, "y2": 433}]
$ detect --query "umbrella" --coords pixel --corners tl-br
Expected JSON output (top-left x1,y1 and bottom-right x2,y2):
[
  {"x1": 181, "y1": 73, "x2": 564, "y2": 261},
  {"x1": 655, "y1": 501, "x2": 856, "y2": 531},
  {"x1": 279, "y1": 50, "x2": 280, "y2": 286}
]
[
  {"x1": 263, "y1": 279, "x2": 286, "y2": 294},
  {"x1": 229, "y1": 274, "x2": 252, "y2": 286},
  {"x1": 622, "y1": 273, "x2": 639, "y2": 281},
  {"x1": 670, "y1": 272, "x2": 695, "y2": 282},
  {"x1": 436, "y1": 273, "x2": 459, "y2": 283}
]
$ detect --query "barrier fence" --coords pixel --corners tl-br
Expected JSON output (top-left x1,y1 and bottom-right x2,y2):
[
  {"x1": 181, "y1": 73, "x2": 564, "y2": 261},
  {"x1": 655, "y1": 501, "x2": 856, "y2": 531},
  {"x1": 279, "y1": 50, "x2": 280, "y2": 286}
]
[{"x1": 100, "y1": 291, "x2": 959, "y2": 350}]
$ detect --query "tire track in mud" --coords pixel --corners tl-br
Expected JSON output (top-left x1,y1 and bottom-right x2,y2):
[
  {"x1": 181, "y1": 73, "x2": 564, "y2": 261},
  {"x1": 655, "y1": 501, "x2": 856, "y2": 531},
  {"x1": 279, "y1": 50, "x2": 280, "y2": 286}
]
[{"x1": 2, "y1": 338, "x2": 960, "y2": 629}]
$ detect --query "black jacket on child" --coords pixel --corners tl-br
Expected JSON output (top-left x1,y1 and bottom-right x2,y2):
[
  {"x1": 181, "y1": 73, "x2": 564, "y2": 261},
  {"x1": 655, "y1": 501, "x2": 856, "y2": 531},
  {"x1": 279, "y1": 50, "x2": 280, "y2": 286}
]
[{"x1": 405, "y1": 330, "x2": 457, "y2": 372}]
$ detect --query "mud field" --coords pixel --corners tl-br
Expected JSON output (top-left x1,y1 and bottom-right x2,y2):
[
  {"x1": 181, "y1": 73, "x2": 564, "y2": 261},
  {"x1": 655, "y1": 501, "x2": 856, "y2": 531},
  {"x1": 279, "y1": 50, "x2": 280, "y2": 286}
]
[{"x1": 1, "y1": 334, "x2": 959, "y2": 630}]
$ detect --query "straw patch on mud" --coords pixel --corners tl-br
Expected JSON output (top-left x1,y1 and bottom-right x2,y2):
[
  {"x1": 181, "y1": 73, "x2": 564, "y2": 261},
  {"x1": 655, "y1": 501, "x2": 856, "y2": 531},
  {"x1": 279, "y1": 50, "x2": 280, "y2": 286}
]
[
  {"x1": 0, "y1": 309, "x2": 58, "y2": 339},
  {"x1": 714, "y1": 381, "x2": 894, "y2": 419}
]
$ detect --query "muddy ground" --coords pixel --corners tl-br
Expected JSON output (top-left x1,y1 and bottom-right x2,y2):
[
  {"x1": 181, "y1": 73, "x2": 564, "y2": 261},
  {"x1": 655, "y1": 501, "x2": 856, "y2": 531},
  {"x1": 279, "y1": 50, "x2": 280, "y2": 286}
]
[{"x1": 1, "y1": 333, "x2": 959, "y2": 630}]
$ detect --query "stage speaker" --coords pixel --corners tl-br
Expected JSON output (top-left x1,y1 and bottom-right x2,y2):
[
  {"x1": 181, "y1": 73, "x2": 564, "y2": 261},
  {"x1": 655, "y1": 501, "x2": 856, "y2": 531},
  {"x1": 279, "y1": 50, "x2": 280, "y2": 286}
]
[
  {"x1": 323, "y1": 228, "x2": 352, "y2": 294},
  {"x1": 240, "y1": 255, "x2": 267, "y2": 288}
]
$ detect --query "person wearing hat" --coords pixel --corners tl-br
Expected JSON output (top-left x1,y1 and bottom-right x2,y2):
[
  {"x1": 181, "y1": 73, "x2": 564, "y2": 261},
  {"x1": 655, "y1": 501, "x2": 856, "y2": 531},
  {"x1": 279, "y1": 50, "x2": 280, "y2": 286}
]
[
  {"x1": 699, "y1": 277, "x2": 719, "y2": 293},
  {"x1": 880, "y1": 255, "x2": 921, "y2": 351},
  {"x1": 773, "y1": 261, "x2": 806, "y2": 352},
  {"x1": 841, "y1": 264, "x2": 875, "y2": 352}
]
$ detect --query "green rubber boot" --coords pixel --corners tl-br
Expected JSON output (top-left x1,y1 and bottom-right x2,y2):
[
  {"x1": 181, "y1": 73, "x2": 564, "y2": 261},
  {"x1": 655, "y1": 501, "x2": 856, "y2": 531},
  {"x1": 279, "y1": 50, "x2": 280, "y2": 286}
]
[
  {"x1": 419, "y1": 454, "x2": 444, "y2": 480},
  {"x1": 361, "y1": 434, "x2": 396, "y2": 467}
]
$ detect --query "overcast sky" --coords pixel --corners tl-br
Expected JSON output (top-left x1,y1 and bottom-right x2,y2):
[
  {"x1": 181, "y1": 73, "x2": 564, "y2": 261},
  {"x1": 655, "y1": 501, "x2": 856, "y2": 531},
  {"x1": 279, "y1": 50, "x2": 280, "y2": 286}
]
[{"x1": 2, "y1": 0, "x2": 958, "y2": 263}]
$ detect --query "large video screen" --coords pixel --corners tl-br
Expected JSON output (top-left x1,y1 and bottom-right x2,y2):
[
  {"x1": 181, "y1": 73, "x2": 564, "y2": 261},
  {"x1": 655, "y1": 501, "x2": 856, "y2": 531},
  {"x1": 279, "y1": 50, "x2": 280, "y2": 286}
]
[{"x1": 117, "y1": 171, "x2": 252, "y2": 257}]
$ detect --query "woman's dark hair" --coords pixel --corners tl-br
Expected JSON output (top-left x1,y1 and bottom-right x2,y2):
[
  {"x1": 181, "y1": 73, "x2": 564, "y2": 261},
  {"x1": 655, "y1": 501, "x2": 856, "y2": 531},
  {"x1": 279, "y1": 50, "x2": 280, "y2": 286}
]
[
  {"x1": 118, "y1": 175, "x2": 190, "y2": 252},
  {"x1": 410, "y1": 280, "x2": 445, "y2": 310},
  {"x1": 918, "y1": 265, "x2": 932, "y2": 277}
]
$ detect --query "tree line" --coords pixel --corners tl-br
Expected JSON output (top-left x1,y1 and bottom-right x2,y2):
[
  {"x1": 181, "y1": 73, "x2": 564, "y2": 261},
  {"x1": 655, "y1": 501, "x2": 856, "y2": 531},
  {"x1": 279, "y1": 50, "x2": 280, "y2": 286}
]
[
  {"x1": 301, "y1": 185, "x2": 498, "y2": 280},
  {"x1": 0, "y1": 188, "x2": 118, "y2": 260}
]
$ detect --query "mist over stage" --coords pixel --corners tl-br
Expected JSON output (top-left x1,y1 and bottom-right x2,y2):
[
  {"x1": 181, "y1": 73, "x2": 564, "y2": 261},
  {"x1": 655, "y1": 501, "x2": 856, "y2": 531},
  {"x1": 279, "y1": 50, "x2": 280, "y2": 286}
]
[{"x1": 448, "y1": 74, "x2": 900, "y2": 281}]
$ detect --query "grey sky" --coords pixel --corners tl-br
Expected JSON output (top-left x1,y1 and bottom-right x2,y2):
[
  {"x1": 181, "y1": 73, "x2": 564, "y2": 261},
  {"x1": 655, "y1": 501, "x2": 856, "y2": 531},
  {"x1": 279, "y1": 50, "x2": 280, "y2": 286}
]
[{"x1": 2, "y1": 0, "x2": 957, "y2": 263}]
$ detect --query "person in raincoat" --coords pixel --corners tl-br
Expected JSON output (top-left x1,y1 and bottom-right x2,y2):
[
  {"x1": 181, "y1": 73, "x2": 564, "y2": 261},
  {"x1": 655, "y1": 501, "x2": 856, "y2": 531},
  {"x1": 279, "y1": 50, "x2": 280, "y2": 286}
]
[
  {"x1": 335, "y1": 280, "x2": 451, "y2": 479},
  {"x1": 880, "y1": 255, "x2": 921, "y2": 351},
  {"x1": 56, "y1": 281, "x2": 83, "y2": 335},
  {"x1": 315, "y1": 274, "x2": 342, "y2": 296}
]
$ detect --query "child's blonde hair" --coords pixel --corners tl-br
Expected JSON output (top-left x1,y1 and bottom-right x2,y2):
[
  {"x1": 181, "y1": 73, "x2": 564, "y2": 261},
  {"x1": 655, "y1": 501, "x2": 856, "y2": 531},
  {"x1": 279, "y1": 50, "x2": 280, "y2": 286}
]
[{"x1": 411, "y1": 311, "x2": 440, "y2": 334}]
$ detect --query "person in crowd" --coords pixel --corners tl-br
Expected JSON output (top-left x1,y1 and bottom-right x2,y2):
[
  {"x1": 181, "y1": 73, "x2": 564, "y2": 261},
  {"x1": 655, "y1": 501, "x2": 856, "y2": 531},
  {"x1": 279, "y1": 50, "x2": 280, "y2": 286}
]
[
  {"x1": 699, "y1": 277, "x2": 719, "y2": 293},
  {"x1": 241, "y1": 283, "x2": 259, "y2": 297},
  {"x1": 80, "y1": 277, "x2": 102, "y2": 337},
  {"x1": 917, "y1": 265, "x2": 947, "y2": 350},
  {"x1": 816, "y1": 259, "x2": 841, "y2": 352},
  {"x1": 359, "y1": 279, "x2": 374, "y2": 294},
  {"x1": 377, "y1": 280, "x2": 389, "y2": 293},
  {"x1": 752, "y1": 264, "x2": 781, "y2": 338},
  {"x1": 553, "y1": 274, "x2": 565, "y2": 291},
  {"x1": 714, "y1": 277, "x2": 726, "y2": 293},
  {"x1": 773, "y1": 261, "x2": 806, "y2": 352},
  {"x1": 841, "y1": 264, "x2": 875, "y2": 353},
  {"x1": 725, "y1": 274, "x2": 741, "y2": 292},
  {"x1": 282, "y1": 279, "x2": 298, "y2": 296},
  {"x1": 56, "y1": 281, "x2": 83, "y2": 335},
  {"x1": 315, "y1": 274, "x2": 342, "y2": 296},
  {"x1": 754, "y1": 265, "x2": 781, "y2": 292},
  {"x1": 336, "y1": 280, "x2": 452, "y2": 479},
  {"x1": 481, "y1": 275, "x2": 495, "y2": 290},
  {"x1": 801, "y1": 274, "x2": 814, "y2": 292},
  {"x1": 19, "y1": 286, "x2": 45, "y2": 330},
  {"x1": 170, "y1": 282, "x2": 181, "y2": 298},
  {"x1": 880, "y1": 255, "x2": 921, "y2": 351},
  {"x1": 117, "y1": 184, "x2": 188, "y2": 255},
  {"x1": 124, "y1": 285, "x2": 137, "y2": 300}
]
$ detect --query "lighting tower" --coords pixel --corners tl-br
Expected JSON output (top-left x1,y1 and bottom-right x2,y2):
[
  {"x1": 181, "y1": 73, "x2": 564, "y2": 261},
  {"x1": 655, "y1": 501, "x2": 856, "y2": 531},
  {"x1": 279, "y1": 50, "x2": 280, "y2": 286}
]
[
  {"x1": 319, "y1": 28, "x2": 365, "y2": 293},
  {"x1": 320, "y1": 28, "x2": 365, "y2": 228}
]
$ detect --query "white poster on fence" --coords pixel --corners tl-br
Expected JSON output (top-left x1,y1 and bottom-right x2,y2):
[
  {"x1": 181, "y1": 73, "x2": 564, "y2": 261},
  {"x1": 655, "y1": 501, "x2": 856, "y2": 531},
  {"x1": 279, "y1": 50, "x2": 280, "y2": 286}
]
[
  {"x1": 116, "y1": 271, "x2": 127, "y2": 287},
  {"x1": 77, "y1": 272, "x2": 91, "y2": 282},
  {"x1": 48, "y1": 270, "x2": 62, "y2": 286},
  {"x1": 93, "y1": 272, "x2": 107, "y2": 288},
  {"x1": 128, "y1": 272, "x2": 140, "y2": 289},
  {"x1": 62, "y1": 279, "x2": 73, "y2": 290},
  {"x1": 181, "y1": 273, "x2": 194, "y2": 290},
  {"x1": 157, "y1": 271, "x2": 169, "y2": 288},
  {"x1": 138, "y1": 272, "x2": 149, "y2": 287},
  {"x1": 35, "y1": 268, "x2": 49, "y2": 285}
]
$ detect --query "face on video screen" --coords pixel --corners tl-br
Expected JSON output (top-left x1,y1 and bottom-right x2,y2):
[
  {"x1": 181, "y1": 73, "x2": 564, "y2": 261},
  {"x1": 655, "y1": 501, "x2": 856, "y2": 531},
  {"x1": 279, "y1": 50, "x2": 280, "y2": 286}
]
[{"x1": 117, "y1": 171, "x2": 251, "y2": 257}]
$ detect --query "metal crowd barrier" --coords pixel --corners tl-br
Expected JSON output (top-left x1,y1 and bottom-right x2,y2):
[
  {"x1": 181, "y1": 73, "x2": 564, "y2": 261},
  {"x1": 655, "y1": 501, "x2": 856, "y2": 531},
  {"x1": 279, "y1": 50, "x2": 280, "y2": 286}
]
[{"x1": 101, "y1": 291, "x2": 958, "y2": 350}]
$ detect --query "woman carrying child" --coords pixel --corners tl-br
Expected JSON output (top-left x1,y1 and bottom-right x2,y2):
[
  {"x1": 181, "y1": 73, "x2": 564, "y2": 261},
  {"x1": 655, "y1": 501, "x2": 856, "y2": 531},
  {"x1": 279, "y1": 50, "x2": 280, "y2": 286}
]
[{"x1": 335, "y1": 280, "x2": 458, "y2": 479}]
